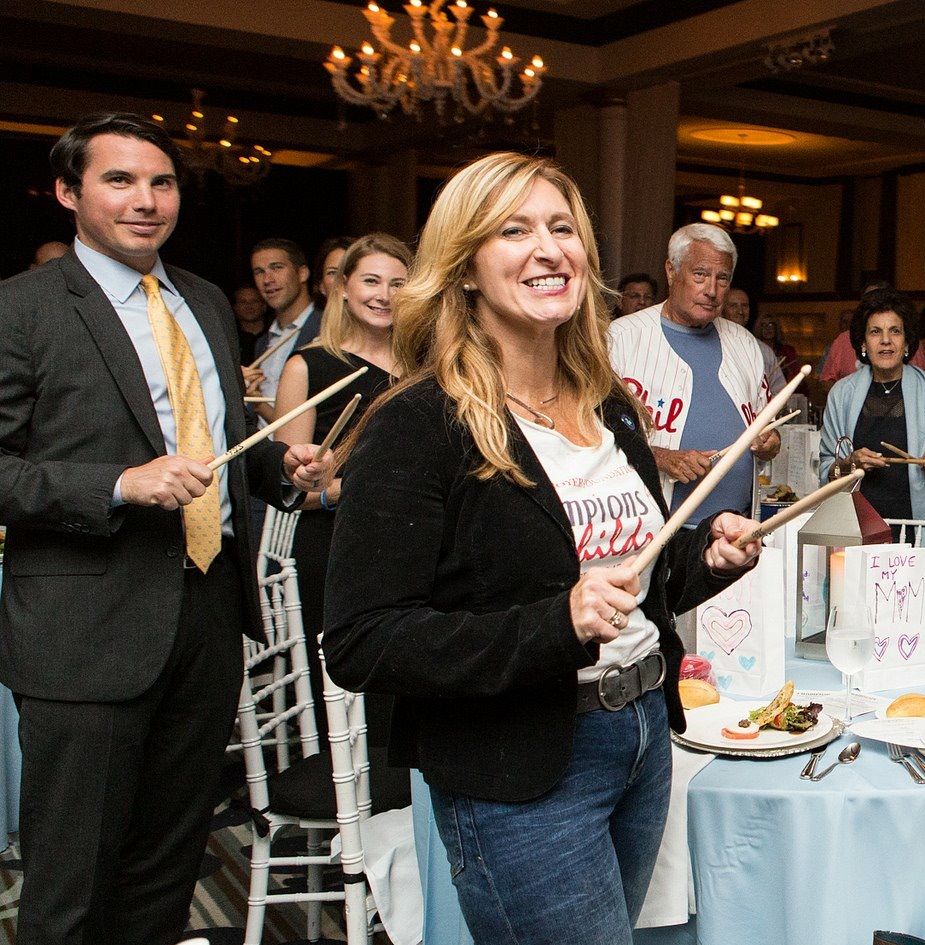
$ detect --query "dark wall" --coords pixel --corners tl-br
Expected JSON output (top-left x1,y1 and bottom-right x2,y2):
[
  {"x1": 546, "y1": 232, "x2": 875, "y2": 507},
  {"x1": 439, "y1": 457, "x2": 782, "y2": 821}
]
[{"x1": 0, "y1": 134, "x2": 350, "y2": 295}]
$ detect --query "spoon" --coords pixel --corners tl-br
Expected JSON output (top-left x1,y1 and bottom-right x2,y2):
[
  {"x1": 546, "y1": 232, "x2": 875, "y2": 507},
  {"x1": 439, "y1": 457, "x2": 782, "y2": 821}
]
[{"x1": 810, "y1": 742, "x2": 861, "y2": 781}]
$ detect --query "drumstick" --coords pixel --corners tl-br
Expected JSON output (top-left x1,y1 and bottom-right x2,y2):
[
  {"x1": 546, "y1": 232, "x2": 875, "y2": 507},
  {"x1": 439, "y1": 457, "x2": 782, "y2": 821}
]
[
  {"x1": 883, "y1": 457, "x2": 925, "y2": 466},
  {"x1": 880, "y1": 441, "x2": 914, "y2": 460},
  {"x1": 208, "y1": 367, "x2": 368, "y2": 471},
  {"x1": 710, "y1": 409, "x2": 800, "y2": 463},
  {"x1": 732, "y1": 470, "x2": 864, "y2": 549},
  {"x1": 247, "y1": 325, "x2": 299, "y2": 370},
  {"x1": 313, "y1": 394, "x2": 361, "y2": 463},
  {"x1": 630, "y1": 365, "x2": 811, "y2": 576},
  {"x1": 244, "y1": 396, "x2": 275, "y2": 403}
]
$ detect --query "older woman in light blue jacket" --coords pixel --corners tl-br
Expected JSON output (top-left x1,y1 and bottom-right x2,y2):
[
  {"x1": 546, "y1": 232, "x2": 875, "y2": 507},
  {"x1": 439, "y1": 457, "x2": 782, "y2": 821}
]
[{"x1": 820, "y1": 289, "x2": 925, "y2": 541}]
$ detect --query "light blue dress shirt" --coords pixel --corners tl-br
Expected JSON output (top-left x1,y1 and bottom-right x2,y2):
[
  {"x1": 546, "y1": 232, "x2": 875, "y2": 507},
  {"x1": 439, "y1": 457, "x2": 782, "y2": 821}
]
[
  {"x1": 74, "y1": 237, "x2": 233, "y2": 534},
  {"x1": 257, "y1": 304, "x2": 314, "y2": 421}
]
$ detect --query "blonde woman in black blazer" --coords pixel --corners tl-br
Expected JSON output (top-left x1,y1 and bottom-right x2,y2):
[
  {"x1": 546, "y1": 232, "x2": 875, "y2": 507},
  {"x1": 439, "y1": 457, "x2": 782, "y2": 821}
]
[{"x1": 323, "y1": 152, "x2": 761, "y2": 945}]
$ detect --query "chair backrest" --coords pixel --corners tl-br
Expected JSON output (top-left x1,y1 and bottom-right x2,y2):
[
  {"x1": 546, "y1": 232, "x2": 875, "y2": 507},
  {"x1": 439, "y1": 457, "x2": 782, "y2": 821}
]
[
  {"x1": 257, "y1": 505, "x2": 301, "y2": 583},
  {"x1": 230, "y1": 561, "x2": 321, "y2": 810},
  {"x1": 317, "y1": 643, "x2": 372, "y2": 913},
  {"x1": 883, "y1": 518, "x2": 925, "y2": 547}
]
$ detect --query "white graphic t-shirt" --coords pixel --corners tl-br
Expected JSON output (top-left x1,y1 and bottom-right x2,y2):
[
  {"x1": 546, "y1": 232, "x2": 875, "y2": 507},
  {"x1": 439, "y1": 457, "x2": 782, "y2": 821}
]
[{"x1": 515, "y1": 416, "x2": 665, "y2": 681}]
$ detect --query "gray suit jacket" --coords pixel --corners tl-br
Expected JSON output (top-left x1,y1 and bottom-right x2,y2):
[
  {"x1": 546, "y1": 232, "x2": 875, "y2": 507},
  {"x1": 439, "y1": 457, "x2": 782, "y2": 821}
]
[{"x1": 0, "y1": 250, "x2": 293, "y2": 702}]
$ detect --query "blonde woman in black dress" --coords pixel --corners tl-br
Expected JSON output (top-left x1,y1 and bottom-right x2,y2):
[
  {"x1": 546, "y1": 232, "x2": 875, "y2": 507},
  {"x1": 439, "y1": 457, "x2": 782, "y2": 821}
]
[{"x1": 274, "y1": 232, "x2": 412, "y2": 735}]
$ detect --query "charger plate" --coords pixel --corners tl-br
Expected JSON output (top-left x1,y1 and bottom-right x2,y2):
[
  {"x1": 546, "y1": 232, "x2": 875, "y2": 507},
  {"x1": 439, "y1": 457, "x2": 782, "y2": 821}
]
[{"x1": 672, "y1": 714, "x2": 846, "y2": 759}]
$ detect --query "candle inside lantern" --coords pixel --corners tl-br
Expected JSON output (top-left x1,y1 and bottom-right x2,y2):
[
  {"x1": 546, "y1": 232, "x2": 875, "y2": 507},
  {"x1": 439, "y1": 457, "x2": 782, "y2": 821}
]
[{"x1": 829, "y1": 549, "x2": 845, "y2": 618}]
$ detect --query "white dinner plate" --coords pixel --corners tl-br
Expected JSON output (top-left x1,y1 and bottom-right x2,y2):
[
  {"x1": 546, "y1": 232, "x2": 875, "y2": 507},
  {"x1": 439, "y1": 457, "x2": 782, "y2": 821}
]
[
  {"x1": 852, "y1": 717, "x2": 925, "y2": 749},
  {"x1": 682, "y1": 699, "x2": 834, "y2": 751}
]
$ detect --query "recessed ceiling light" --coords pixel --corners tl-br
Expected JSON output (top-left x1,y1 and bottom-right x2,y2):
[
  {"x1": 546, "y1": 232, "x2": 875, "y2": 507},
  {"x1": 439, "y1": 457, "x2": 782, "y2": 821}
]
[{"x1": 690, "y1": 128, "x2": 795, "y2": 146}]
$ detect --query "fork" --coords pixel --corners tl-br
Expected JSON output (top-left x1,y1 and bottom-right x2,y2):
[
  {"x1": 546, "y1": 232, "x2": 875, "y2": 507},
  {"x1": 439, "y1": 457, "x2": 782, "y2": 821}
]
[{"x1": 887, "y1": 743, "x2": 925, "y2": 784}]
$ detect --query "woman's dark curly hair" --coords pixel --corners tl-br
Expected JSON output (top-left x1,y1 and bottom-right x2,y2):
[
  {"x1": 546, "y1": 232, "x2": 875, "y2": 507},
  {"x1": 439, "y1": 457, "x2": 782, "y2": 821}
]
[{"x1": 849, "y1": 288, "x2": 920, "y2": 363}]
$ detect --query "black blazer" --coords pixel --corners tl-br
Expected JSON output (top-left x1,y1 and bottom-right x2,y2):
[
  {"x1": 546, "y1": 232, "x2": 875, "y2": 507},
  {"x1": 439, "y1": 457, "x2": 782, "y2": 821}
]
[
  {"x1": 0, "y1": 250, "x2": 294, "y2": 703},
  {"x1": 323, "y1": 378, "x2": 747, "y2": 802}
]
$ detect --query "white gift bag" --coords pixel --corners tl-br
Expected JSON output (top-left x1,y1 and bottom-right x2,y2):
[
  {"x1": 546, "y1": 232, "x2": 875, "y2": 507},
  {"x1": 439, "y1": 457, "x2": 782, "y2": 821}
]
[
  {"x1": 695, "y1": 546, "x2": 785, "y2": 697},
  {"x1": 855, "y1": 546, "x2": 925, "y2": 691}
]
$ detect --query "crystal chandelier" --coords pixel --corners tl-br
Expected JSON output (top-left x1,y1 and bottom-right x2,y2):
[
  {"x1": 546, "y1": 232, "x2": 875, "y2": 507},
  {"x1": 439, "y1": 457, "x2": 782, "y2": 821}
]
[
  {"x1": 152, "y1": 90, "x2": 273, "y2": 187},
  {"x1": 325, "y1": 0, "x2": 546, "y2": 121},
  {"x1": 701, "y1": 167, "x2": 779, "y2": 234}
]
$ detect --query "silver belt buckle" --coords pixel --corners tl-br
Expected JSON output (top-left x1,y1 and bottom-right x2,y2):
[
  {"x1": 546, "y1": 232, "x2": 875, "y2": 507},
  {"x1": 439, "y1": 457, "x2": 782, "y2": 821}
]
[
  {"x1": 597, "y1": 664, "x2": 629, "y2": 712},
  {"x1": 650, "y1": 651, "x2": 667, "y2": 689}
]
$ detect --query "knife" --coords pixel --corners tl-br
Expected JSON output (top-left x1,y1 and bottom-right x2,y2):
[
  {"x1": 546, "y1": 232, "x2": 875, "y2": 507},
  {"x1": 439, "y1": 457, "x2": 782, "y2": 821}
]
[{"x1": 800, "y1": 745, "x2": 827, "y2": 780}]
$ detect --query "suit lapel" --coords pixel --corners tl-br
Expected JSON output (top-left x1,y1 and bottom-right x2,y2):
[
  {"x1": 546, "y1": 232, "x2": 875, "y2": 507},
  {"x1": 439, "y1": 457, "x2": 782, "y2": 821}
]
[
  {"x1": 62, "y1": 253, "x2": 166, "y2": 455},
  {"x1": 602, "y1": 397, "x2": 670, "y2": 519},
  {"x1": 507, "y1": 412, "x2": 578, "y2": 550}
]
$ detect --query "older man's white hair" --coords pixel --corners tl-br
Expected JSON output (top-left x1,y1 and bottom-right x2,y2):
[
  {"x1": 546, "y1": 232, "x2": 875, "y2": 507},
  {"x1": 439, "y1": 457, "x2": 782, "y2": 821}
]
[{"x1": 667, "y1": 223, "x2": 737, "y2": 272}]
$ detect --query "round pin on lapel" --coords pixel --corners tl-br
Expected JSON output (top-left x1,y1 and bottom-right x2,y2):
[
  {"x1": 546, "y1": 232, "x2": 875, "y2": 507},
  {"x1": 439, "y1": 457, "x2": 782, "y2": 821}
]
[{"x1": 620, "y1": 411, "x2": 636, "y2": 431}]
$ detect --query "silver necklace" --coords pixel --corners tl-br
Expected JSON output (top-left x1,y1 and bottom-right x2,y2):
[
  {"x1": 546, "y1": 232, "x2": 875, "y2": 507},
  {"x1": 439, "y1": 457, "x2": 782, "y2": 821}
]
[
  {"x1": 877, "y1": 378, "x2": 901, "y2": 395},
  {"x1": 506, "y1": 391, "x2": 556, "y2": 429}
]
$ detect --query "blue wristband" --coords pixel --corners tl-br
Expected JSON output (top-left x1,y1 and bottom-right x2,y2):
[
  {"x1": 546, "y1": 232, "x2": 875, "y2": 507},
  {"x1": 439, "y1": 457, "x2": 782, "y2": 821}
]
[{"x1": 320, "y1": 489, "x2": 337, "y2": 511}]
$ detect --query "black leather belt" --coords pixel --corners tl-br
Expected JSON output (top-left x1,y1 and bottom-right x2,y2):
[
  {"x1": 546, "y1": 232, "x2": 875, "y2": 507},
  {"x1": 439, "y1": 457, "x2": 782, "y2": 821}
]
[{"x1": 576, "y1": 651, "x2": 667, "y2": 713}]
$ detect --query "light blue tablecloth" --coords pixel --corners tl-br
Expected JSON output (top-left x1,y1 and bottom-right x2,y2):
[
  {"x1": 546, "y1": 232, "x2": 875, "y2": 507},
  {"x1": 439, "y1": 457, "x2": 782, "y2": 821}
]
[
  {"x1": 412, "y1": 644, "x2": 925, "y2": 945},
  {"x1": 0, "y1": 564, "x2": 22, "y2": 851}
]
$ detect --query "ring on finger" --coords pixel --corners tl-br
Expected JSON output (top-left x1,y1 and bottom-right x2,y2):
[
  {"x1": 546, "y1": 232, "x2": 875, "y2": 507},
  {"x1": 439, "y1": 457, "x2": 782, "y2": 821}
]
[{"x1": 608, "y1": 610, "x2": 627, "y2": 630}]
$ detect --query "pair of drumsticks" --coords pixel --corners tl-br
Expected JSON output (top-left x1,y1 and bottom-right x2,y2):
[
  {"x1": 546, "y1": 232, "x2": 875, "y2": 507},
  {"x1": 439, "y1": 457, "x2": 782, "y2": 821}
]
[{"x1": 880, "y1": 441, "x2": 925, "y2": 466}]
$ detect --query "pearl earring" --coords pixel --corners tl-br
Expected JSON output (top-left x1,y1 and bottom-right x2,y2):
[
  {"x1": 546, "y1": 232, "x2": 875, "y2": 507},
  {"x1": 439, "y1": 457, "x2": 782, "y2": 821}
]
[
  {"x1": 905, "y1": 346, "x2": 909, "y2": 357},
  {"x1": 861, "y1": 345, "x2": 867, "y2": 358},
  {"x1": 462, "y1": 283, "x2": 475, "y2": 292}
]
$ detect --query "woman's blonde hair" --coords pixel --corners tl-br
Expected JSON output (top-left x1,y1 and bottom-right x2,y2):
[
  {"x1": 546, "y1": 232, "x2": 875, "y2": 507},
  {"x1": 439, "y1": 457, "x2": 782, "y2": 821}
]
[
  {"x1": 313, "y1": 232, "x2": 412, "y2": 361},
  {"x1": 345, "y1": 152, "x2": 648, "y2": 484}
]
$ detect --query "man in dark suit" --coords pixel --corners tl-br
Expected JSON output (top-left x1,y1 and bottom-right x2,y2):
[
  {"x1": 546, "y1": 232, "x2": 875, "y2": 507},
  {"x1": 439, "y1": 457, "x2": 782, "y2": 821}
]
[
  {"x1": 247, "y1": 238, "x2": 321, "y2": 424},
  {"x1": 0, "y1": 113, "x2": 327, "y2": 945}
]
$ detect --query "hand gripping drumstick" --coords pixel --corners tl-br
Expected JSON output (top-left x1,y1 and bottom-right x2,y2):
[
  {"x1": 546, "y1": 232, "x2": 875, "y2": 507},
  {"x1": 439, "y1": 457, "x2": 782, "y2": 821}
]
[
  {"x1": 731, "y1": 470, "x2": 864, "y2": 549},
  {"x1": 313, "y1": 394, "x2": 361, "y2": 463},
  {"x1": 208, "y1": 366, "x2": 368, "y2": 471},
  {"x1": 630, "y1": 365, "x2": 811, "y2": 576},
  {"x1": 710, "y1": 409, "x2": 801, "y2": 463}
]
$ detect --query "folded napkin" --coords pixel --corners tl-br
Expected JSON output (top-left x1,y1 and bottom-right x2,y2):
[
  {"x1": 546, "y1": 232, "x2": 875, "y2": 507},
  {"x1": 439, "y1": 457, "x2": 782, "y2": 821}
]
[
  {"x1": 331, "y1": 805, "x2": 423, "y2": 945},
  {"x1": 635, "y1": 743, "x2": 715, "y2": 929}
]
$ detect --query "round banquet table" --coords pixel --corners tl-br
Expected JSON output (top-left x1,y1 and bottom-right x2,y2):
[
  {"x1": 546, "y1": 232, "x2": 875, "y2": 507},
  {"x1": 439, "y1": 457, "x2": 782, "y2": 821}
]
[
  {"x1": 0, "y1": 564, "x2": 22, "y2": 852},
  {"x1": 412, "y1": 642, "x2": 925, "y2": 945}
]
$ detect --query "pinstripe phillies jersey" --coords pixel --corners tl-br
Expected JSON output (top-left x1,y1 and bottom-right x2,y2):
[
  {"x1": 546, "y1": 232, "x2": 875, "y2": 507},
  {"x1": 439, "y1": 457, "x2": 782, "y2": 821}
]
[{"x1": 607, "y1": 302, "x2": 771, "y2": 508}]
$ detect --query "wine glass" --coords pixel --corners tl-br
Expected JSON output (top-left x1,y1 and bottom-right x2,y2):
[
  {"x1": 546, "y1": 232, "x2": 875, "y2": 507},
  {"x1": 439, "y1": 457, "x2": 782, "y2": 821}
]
[{"x1": 825, "y1": 605, "x2": 875, "y2": 722}]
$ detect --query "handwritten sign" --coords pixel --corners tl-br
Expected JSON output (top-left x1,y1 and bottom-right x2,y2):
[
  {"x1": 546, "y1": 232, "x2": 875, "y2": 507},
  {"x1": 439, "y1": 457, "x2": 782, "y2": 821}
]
[
  {"x1": 696, "y1": 547, "x2": 785, "y2": 697},
  {"x1": 855, "y1": 546, "x2": 925, "y2": 690}
]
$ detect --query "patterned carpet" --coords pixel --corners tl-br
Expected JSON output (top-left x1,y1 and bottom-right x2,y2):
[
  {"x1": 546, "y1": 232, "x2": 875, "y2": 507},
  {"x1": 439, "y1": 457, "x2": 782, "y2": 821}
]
[{"x1": 0, "y1": 791, "x2": 385, "y2": 945}]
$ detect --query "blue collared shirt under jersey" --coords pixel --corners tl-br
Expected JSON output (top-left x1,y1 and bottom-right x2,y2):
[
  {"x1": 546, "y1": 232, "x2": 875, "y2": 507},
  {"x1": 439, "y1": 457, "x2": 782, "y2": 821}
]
[
  {"x1": 257, "y1": 304, "x2": 314, "y2": 424},
  {"x1": 74, "y1": 237, "x2": 233, "y2": 535}
]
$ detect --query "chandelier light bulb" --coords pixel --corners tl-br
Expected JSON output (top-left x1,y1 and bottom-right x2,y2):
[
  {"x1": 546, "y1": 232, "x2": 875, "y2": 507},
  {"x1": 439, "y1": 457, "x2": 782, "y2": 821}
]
[
  {"x1": 531, "y1": 56, "x2": 544, "y2": 69},
  {"x1": 701, "y1": 210, "x2": 722, "y2": 223},
  {"x1": 362, "y1": 42, "x2": 375, "y2": 55},
  {"x1": 719, "y1": 195, "x2": 739, "y2": 208},
  {"x1": 451, "y1": 46, "x2": 462, "y2": 56},
  {"x1": 151, "y1": 114, "x2": 164, "y2": 122},
  {"x1": 185, "y1": 123, "x2": 198, "y2": 132},
  {"x1": 192, "y1": 110, "x2": 204, "y2": 119},
  {"x1": 501, "y1": 46, "x2": 513, "y2": 60},
  {"x1": 219, "y1": 139, "x2": 232, "y2": 147},
  {"x1": 368, "y1": 2, "x2": 379, "y2": 11},
  {"x1": 331, "y1": 46, "x2": 346, "y2": 60},
  {"x1": 523, "y1": 67, "x2": 534, "y2": 77},
  {"x1": 741, "y1": 195, "x2": 763, "y2": 210},
  {"x1": 487, "y1": 8, "x2": 498, "y2": 16},
  {"x1": 227, "y1": 115, "x2": 239, "y2": 124},
  {"x1": 238, "y1": 156, "x2": 250, "y2": 164},
  {"x1": 410, "y1": 41, "x2": 421, "y2": 53},
  {"x1": 719, "y1": 209, "x2": 736, "y2": 222}
]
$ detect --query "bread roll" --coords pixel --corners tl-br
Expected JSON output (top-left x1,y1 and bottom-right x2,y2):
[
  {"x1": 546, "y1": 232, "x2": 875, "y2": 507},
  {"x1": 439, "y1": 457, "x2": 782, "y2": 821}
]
[
  {"x1": 885, "y1": 693, "x2": 925, "y2": 718},
  {"x1": 679, "y1": 678, "x2": 720, "y2": 709}
]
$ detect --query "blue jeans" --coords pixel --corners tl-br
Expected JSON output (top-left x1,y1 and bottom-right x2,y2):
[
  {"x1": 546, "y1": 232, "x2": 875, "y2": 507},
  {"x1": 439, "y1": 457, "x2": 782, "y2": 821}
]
[{"x1": 429, "y1": 687, "x2": 672, "y2": 945}]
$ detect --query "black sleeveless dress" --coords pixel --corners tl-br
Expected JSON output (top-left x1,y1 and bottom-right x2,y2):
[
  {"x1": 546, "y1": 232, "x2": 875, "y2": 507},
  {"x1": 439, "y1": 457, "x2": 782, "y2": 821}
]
[{"x1": 291, "y1": 346, "x2": 393, "y2": 741}]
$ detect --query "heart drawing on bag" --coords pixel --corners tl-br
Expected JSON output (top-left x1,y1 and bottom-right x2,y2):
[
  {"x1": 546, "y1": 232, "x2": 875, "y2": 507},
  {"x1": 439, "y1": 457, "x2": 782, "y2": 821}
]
[
  {"x1": 702, "y1": 606, "x2": 753, "y2": 656},
  {"x1": 898, "y1": 634, "x2": 920, "y2": 661},
  {"x1": 699, "y1": 650, "x2": 716, "y2": 663},
  {"x1": 716, "y1": 675, "x2": 733, "y2": 690},
  {"x1": 738, "y1": 655, "x2": 757, "y2": 671},
  {"x1": 873, "y1": 636, "x2": 890, "y2": 662}
]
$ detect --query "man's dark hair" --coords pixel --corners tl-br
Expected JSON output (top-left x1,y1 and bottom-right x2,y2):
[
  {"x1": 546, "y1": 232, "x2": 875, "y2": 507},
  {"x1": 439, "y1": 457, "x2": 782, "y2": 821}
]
[
  {"x1": 50, "y1": 113, "x2": 186, "y2": 192},
  {"x1": 251, "y1": 238, "x2": 308, "y2": 270},
  {"x1": 850, "y1": 288, "x2": 920, "y2": 362},
  {"x1": 618, "y1": 272, "x2": 657, "y2": 294}
]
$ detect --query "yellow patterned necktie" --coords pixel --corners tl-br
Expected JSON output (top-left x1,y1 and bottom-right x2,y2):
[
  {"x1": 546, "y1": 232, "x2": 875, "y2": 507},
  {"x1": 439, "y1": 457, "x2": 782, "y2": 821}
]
[{"x1": 140, "y1": 273, "x2": 222, "y2": 573}]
